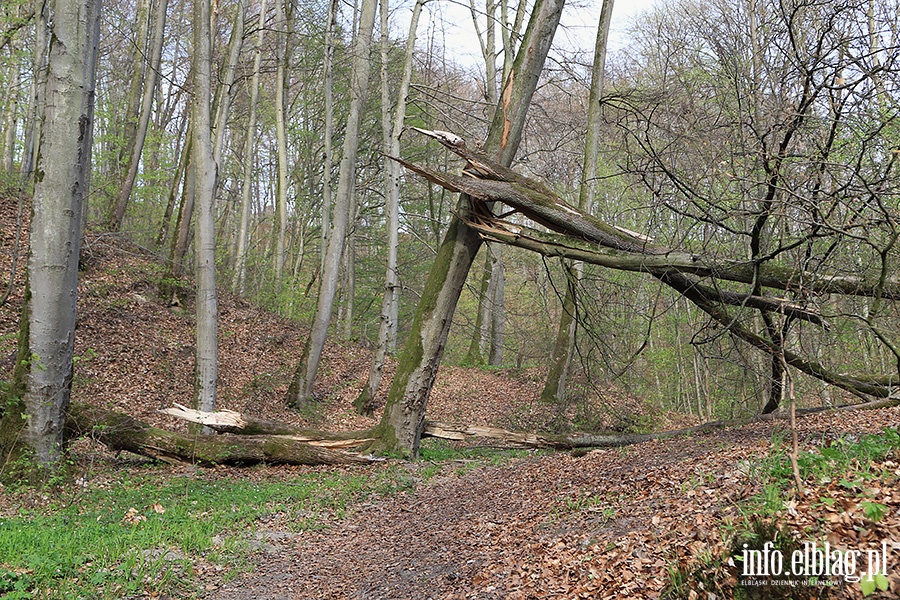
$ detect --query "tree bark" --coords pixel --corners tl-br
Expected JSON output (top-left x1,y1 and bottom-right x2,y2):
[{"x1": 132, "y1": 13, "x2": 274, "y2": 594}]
[
  {"x1": 192, "y1": 0, "x2": 218, "y2": 415},
  {"x1": 21, "y1": 0, "x2": 100, "y2": 470},
  {"x1": 66, "y1": 404, "x2": 374, "y2": 466},
  {"x1": 373, "y1": 0, "x2": 566, "y2": 457},
  {"x1": 287, "y1": 0, "x2": 378, "y2": 407}
]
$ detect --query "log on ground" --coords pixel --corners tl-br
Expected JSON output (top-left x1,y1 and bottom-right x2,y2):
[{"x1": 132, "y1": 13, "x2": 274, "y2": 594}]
[{"x1": 66, "y1": 403, "x2": 376, "y2": 465}]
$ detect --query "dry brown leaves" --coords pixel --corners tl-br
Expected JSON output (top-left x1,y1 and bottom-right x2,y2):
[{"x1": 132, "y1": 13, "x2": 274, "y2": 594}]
[{"x1": 4, "y1": 194, "x2": 900, "y2": 599}]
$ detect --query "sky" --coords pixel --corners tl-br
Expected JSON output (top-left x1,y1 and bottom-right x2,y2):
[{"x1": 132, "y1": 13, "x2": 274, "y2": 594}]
[{"x1": 406, "y1": 0, "x2": 660, "y2": 69}]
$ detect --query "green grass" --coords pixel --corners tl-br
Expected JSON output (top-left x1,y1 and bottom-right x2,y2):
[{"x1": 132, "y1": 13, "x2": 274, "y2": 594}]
[
  {"x1": 0, "y1": 465, "x2": 418, "y2": 599},
  {"x1": 661, "y1": 427, "x2": 900, "y2": 599},
  {"x1": 0, "y1": 441, "x2": 538, "y2": 599}
]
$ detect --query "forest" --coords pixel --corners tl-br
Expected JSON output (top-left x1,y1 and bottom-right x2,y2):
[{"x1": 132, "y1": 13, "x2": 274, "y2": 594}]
[{"x1": 0, "y1": 0, "x2": 899, "y2": 596}]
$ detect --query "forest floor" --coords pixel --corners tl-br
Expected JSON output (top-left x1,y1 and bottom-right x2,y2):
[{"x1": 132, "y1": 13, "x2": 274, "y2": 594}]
[{"x1": 2, "y1": 193, "x2": 900, "y2": 598}]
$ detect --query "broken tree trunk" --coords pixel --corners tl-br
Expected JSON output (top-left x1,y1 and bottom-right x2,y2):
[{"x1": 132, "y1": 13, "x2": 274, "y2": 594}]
[
  {"x1": 156, "y1": 402, "x2": 900, "y2": 453},
  {"x1": 392, "y1": 130, "x2": 900, "y2": 401},
  {"x1": 65, "y1": 403, "x2": 375, "y2": 465}
]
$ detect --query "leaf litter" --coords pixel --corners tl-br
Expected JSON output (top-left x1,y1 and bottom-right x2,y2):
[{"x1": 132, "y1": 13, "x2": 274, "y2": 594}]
[{"x1": 1, "y1": 194, "x2": 899, "y2": 599}]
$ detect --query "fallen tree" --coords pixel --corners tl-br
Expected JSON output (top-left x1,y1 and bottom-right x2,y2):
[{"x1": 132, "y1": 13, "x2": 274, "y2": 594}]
[
  {"x1": 65, "y1": 403, "x2": 377, "y2": 465},
  {"x1": 52, "y1": 394, "x2": 900, "y2": 467},
  {"x1": 159, "y1": 401, "x2": 900, "y2": 454},
  {"x1": 387, "y1": 129, "x2": 900, "y2": 406}
]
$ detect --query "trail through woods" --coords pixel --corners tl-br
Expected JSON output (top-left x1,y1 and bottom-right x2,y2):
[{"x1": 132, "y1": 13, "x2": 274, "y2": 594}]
[
  {"x1": 207, "y1": 409, "x2": 900, "y2": 599},
  {"x1": 1, "y1": 196, "x2": 899, "y2": 598}
]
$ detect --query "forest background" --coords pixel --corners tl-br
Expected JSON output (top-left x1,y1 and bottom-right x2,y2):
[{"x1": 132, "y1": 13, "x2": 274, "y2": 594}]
[{"x1": 0, "y1": 0, "x2": 899, "y2": 468}]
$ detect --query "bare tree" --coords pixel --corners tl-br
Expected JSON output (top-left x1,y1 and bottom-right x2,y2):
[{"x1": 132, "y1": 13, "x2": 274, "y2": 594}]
[
  {"x1": 287, "y1": 0, "x2": 379, "y2": 407},
  {"x1": 6, "y1": 0, "x2": 101, "y2": 471}
]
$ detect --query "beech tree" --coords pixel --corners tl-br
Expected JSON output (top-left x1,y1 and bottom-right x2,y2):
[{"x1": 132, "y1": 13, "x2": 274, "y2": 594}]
[
  {"x1": 0, "y1": 0, "x2": 101, "y2": 471},
  {"x1": 192, "y1": 0, "x2": 218, "y2": 415},
  {"x1": 286, "y1": 0, "x2": 378, "y2": 408},
  {"x1": 372, "y1": 0, "x2": 567, "y2": 456}
]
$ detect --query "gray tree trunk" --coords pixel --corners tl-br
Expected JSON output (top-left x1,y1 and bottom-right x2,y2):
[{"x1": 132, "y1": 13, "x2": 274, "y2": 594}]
[
  {"x1": 110, "y1": 0, "x2": 168, "y2": 231},
  {"x1": 373, "y1": 0, "x2": 566, "y2": 456},
  {"x1": 192, "y1": 0, "x2": 218, "y2": 415},
  {"x1": 354, "y1": 0, "x2": 425, "y2": 415},
  {"x1": 541, "y1": 0, "x2": 614, "y2": 402},
  {"x1": 24, "y1": 0, "x2": 100, "y2": 469},
  {"x1": 287, "y1": 0, "x2": 378, "y2": 407}
]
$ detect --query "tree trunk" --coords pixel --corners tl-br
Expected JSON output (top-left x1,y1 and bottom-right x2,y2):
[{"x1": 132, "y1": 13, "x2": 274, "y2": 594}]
[
  {"x1": 373, "y1": 0, "x2": 566, "y2": 457},
  {"x1": 231, "y1": 0, "x2": 268, "y2": 294},
  {"x1": 19, "y1": 0, "x2": 49, "y2": 183},
  {"x1": 212, "y1": 0, "x2": 247, "y2": 175},
  {"x1": 273, "y1": 0, "x2": 289, "y2": 284},
  {"x1": 541, "y1": 0, "x2": 614, "y2": 402},
  {"x1": 354, "y1": 0, "x2": 425, "y2": 415},
  {"x1": 287, "y1": 0, "x2": 378, "y2": 407},
  {"x1": 66, "y1": 404, "x2": 374, "y2": 466},
  {"x1": 117, "y1": 0, "x2": 150, "y2": 172},
  {"x1": 20, "y1": 0, "x2": 100, "y2": 470},
  {"x1": 1, "y1": 54, "x2": 19, "y2": 173},
  {"x1": 488, "y1": 243, "x2": 504, "y2": 365},
  {"x1": 191, "y1": 0, "x2": 218, "y2": 416},
  {"x1": 155, "y1": 116, "x2": 189, "y2": 249},
  {"x1": 465, "y1": 251, "x2": 491, "y2": 365},
  {"x1": 320, "y1": 0, "x2": 338, "y2": 271},
  {"x1": 110, "y1": 0, "x2": 168, "y2": 231}
]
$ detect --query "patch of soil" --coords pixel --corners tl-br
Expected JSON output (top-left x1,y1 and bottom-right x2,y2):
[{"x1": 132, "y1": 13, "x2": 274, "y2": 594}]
[{"x1": 207, "y1": 408, "x2": 900, "y2": 599}]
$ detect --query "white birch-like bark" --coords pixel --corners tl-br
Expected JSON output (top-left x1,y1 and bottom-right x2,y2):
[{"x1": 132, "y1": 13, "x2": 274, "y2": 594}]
[
  {"x1": 192, "y1": 0, "x2": 218, "y2": 415},
  {"x1": 288, "y1": 0, "x2": 377, "y2": 406},
  {"x1": 231, "y1": 0, "x2": 268, "y2": 294},
  {"x1": 25, "y1": 0, "x2": 100, "y2": 468}
]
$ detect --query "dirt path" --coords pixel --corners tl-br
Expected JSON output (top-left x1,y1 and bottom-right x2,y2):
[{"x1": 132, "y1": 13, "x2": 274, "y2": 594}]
[
  {"x1": 207, "y1": 408, "x2": 900, "y2": 599},
  {"x1": 208, "y1": 422, "x2": 780, "y2": 599}
]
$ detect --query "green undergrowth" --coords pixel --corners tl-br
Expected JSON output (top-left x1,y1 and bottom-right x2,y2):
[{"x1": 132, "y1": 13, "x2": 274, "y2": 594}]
[
  {"x1": 0, "y1": 441, "x2": 537, "y2": 599},
  {"x1": 662, "y1": 427, "x2": 900, "y2": 599}
]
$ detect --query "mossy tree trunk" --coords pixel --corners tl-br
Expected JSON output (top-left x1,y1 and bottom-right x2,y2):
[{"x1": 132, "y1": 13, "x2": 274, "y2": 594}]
[{"x1": 372, "y1": 0, "x2": 566, "y2": 457}]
